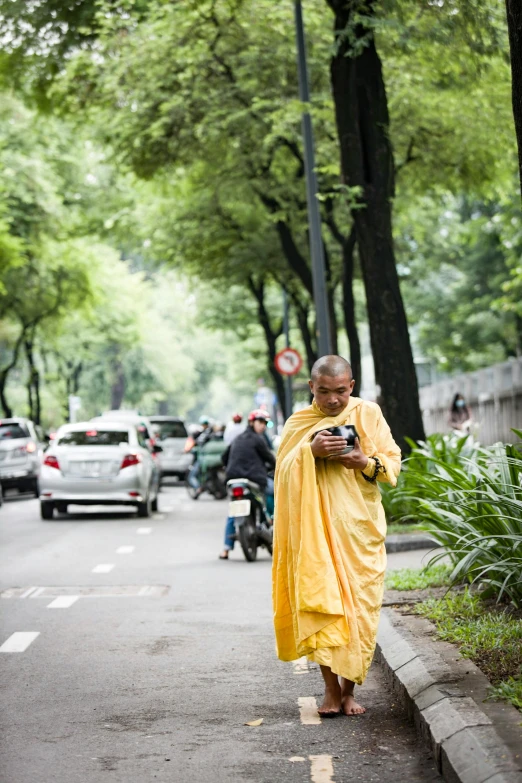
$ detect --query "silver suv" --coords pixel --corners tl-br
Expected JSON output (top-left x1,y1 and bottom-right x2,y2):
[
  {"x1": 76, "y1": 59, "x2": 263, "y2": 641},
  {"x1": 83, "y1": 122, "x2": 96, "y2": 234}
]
[{"x1": 0, "y1": 418, "x2": 44, "y2": 496}]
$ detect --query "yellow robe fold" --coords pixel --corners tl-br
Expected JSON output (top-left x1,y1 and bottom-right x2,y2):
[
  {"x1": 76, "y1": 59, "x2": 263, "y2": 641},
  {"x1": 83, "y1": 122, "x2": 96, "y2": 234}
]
[{"x1": 272, "y1": 396, "x2": 401, "y2": 684}]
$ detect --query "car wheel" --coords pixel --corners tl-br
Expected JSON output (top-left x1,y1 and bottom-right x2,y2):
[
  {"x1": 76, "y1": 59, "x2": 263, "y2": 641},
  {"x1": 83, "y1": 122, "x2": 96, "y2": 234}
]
[
  {"x1": 151, "y1": 495, "x2": 158, "y2": 512},
  {"x1": 137, "y1": 495, "x2": 151, "y2": 518},
  {"x1": 40, "y1": 502, "x2": 54, "y2": 520},
  {"x1": 32, "y1": 478, "x2": 40, "y2": 498}
]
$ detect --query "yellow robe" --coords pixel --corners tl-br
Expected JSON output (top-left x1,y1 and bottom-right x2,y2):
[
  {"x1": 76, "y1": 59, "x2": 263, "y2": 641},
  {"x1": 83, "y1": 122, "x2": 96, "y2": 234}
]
[{"x1": 272, "y1": 396, "x2": 401, "y2": 684}]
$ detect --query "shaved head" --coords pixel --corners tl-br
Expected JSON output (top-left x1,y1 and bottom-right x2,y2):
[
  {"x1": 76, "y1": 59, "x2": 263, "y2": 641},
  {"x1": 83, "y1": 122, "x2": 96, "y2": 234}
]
[
  {"x1": 309, "y1": 355, "x2": 355, "y2": 416},
  {"x1": 311, "y1": 355, "x2": 353, "y2": 382}
]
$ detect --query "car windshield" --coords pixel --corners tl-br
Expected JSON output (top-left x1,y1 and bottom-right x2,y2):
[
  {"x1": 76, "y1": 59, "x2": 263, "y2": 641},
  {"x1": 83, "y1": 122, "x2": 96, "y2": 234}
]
[
  {"x1": 152, "y1": 421, "x2": 187, "y2": 439},
  {"x1": 0, "y1": 423, "x2": 28, "y2": 440},
  {"x1": 57, "y1": 430, "x2": 129, "y2": 446}
]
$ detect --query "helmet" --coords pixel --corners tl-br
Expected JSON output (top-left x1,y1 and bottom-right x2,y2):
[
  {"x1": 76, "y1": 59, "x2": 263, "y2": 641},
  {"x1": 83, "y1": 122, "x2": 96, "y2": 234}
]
[
  {"x1": 199, "y1": 415, "x2": 209, "y2": 425},
  {"x1": 248, "y1": 409, "x2": 271, "y2": 423},
  {"x1": 232, "y1": 413, "x2": 243, "y2": 423}
]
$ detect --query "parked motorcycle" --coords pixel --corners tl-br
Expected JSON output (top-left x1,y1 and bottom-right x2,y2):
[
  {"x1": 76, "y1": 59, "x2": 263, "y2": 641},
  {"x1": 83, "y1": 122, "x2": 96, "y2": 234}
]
[
  {"x1": 226, "y1": 478, "x2": 273, "y2": 561},
  {"x1": 186, "y1": 438, "x2": 227, "y2": 500}
]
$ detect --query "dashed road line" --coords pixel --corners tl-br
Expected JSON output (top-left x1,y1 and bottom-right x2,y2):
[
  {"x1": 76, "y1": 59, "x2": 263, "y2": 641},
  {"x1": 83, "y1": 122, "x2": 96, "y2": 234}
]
[
  {"x1": 92, "y1": 564, "x2": 114, "y2": 574},
  {"x1": 298, "y1": 696, "x2": 321, "y2": 725},
  {"x1": 310, "y1": 755, "x2": 335, "y2": 782},
  {"x1": 47, "y1": 596, "x2": 79, "y2": 609},
  {"x1": 136, "y1": 527, "x2": 152, "y2": 535},
  {"x1": 116, "y1": 546, "x2": 135, "y2": 554},
  {"x1": 0, "y1": 632, "x2": 40, "y2": 653},
  {"x1": 19, "y1": 587, "x2": 38, "y2": 599}
]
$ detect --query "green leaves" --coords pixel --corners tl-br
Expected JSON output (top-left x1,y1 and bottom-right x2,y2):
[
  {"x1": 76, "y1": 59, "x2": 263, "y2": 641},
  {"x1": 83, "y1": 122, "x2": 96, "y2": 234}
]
[{"x1": 394, "y1": 433, "x2": 522, "y2": 606}]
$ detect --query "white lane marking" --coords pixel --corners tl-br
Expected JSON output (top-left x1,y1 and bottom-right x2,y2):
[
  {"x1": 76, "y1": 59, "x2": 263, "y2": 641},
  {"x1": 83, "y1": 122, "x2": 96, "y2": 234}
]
[
  {"x1": 298, "y1": 697, "x2": 321, "y2": 725},
  {"x1": 20, "y1": 587, "x2": 38, "y2": 599},
  {"x1": 161, "y1": 506, "x2": 174, "y2": 512},
  {"x1": 47, "y1": 596, "x2": 79, "y2": 609},
  {"x1": 289, "y1": 756, "x2": 306, "y2": 762},
  {"x1": 310, "y1": 755, "x2": 335, "y2": 783},
  {"x1": 31, "y1": 587, "x2": 45, "y2": 598},
  {"x1": 0, "y1": 632, "x2": 40, "y2": 652},
  {"x1": 293, "y1": 656, "x2": 310, "y2": 675},
  {"x1": 92, "y1": 564, "x2": 114, "y2": 574},
  {"x1": 136, "y1": 527, "x2": 152, "y2": 535},
  {"x1": 116, "y1": 546, "x2": 135, "y2": 554}
]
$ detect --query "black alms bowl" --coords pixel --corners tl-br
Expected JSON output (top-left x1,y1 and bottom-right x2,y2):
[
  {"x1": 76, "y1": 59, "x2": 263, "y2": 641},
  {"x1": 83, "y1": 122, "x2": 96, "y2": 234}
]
[{"x1": 313, "y1": 424, "x2": 359, "y2": 454}]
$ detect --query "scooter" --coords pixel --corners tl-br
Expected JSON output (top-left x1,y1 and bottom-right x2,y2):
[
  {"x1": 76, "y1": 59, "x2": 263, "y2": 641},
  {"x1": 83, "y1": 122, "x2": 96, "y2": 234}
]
[
  {"x1": 187, "y1": 463, "x2": 227, "y2": 500},
  {"x1": 187, "y1": 439, "x2": 228, "y2": 500},
  {"x1": 226, "y1": 478, "x2": 273, "y2": 561}
]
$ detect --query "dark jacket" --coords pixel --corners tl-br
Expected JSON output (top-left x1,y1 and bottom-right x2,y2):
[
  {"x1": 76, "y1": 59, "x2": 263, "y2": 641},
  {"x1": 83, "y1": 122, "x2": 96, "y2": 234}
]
[{"x1": 222, "y1": 426, "x2": 276, "y2": 489}]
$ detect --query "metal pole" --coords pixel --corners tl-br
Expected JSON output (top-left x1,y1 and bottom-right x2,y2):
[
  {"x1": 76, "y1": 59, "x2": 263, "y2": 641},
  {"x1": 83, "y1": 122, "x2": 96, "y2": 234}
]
[
  {"x1": 294, "y1": 0, "x2": 332, "y2": 357},
  {"x1": 282, "y1": 288, "x2": 293, "y2": 420}
]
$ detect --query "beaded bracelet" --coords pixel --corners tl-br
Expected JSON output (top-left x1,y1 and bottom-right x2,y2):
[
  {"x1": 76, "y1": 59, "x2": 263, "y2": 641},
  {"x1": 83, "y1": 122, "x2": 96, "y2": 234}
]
[{"x1": 362, "y1": 456, "x2": 383, "y2": 483}]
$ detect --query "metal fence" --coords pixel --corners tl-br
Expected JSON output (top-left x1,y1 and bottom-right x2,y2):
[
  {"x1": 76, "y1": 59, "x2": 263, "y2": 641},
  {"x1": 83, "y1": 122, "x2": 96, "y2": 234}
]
[{"x1": 419, "y1": 357, "x2": 522, "y2": 445}]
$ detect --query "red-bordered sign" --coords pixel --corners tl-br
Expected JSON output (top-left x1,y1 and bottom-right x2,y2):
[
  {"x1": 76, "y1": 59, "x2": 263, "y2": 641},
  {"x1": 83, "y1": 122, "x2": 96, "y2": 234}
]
[{"x1": 275, "y1": 347, "x2": 303, "y2": 376}]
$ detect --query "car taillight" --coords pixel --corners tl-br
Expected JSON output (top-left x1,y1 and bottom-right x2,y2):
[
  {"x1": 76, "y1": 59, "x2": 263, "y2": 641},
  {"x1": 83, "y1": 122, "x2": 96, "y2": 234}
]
[
  {"x1": 232, "y1": 486, "x2": 244, "y2": 498},
  {"x1": 121, "y1": 453, "x2": 142, "y2": 470},
  {"x1": 26, "y1": 441, "x2": 36, "y2": 453},
  {"x1": 44, "y1": 455, "x2": 60, "y2": 470}
]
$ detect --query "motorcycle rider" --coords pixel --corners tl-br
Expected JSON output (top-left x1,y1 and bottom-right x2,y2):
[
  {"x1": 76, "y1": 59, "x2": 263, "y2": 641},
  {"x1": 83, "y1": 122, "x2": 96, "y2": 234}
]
[
  {"x1": 224, "y1": 413, "x2": 245, "y2": 445},
  {"x1": 187, "y1": 415, "x2": 213, "y2": 494},
  {"x1": 219, "y1": 409, "x2": 276, "y2": 560}
]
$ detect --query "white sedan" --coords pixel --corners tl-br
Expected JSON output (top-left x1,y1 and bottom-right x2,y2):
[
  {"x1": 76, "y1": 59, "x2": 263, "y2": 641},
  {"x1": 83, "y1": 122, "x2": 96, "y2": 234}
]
[{"x1": 39, "y1": 421, "x2": 161, "y2": 520}]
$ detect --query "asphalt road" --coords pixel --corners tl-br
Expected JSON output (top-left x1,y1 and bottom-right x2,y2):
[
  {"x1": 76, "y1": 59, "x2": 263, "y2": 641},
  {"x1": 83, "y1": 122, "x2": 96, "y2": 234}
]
[{"x1": 0, "y1": 485, "x2": 441, "y2": 783}]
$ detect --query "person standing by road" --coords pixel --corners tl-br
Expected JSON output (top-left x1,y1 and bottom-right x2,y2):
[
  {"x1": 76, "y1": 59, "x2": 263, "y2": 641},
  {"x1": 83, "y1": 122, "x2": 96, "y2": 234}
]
[
  {"x1": 272, "y1": 355, "x2": 401, "y2": 717},
  {"x1": 219, "y1": 410, "x2": 276, "y2": 560},
  {"x1": 448, "y1": 393, "x2": 472, "y2": 433}
]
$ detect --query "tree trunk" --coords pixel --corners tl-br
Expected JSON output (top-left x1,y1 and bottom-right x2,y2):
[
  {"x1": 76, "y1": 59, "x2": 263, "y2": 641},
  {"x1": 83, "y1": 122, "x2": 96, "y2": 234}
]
[
  {"x1": 110, "y1": 354, "x2": 125, "y2": 410},
  {"x1": 24, "y1": 333, "x2": 41, "y2": 424},
  {"x1": 248, "y1": 278, "x2": 287, "y2": 418},
  {"x1": 506, "y1": 0, "x2": 522, "y2": 200},
  {"x1": 326, "y1": 0, "x2": 425, "y2": 451},
  {"x1": 0, "y1": 333, "x2": 24, "y2": 418},
  {"x1": 290, "y1": 294, "x2": 317, "y2": 373},
  {"x1": 323, "y1": 242, "x2": 339, "y2": 354},
  {"x1": 259, "y1": 193, "x2": 338, "y2": 356},
  {"x1": 342, "y1": 226, "x2": 362, "y2": 396}
]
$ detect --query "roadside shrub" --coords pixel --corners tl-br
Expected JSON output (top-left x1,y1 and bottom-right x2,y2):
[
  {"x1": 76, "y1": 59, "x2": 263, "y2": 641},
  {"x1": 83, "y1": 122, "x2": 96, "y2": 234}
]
[{"x1": 396, "y1": 430, "x2": 522, "y2": 607}]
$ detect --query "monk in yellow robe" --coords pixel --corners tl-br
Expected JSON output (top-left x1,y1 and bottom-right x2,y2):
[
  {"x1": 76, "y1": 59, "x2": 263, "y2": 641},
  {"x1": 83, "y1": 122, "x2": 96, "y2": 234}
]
[{"x1": 272, "y1": 355, "x2": 401, "y2": 717}]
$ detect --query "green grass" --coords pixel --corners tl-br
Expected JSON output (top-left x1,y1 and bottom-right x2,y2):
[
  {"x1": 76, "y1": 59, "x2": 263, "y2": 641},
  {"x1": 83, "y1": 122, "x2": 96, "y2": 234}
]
[
  {"x1": 414, "y1": 590, "x2": 522, "y2": 710},
  {"x1": 386, "y1": 522, "x2": 427, "y2": 535},
  {"x1": 488, "y1": 677, "x2": 522, "y2": 711},
  {"x1": 385, "y1": 564, "x2": 452, "y2": 591}
]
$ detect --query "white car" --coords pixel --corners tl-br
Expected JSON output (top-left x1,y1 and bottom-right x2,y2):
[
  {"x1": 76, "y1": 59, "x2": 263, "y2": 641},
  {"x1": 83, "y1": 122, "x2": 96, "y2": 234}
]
[
  {"x1": 39, "y1": 421, "x2": 161, "y2": 520},
  {"x1": 0, "y1": 417, "x2": 45, "y2": 496},
  {"x1": 148, "y1": 416, "x2": 192, "y2": 482}
]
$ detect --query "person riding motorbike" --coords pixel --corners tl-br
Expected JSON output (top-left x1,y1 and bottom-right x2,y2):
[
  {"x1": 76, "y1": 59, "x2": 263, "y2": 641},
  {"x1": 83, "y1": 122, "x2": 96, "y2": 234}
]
[
  {"x1": 219, "y1": 409, "x2": 276, "y2": 560},
  {"x1": 224, "y1": 413, "x2": 245, "y2": 445},
  {"x1": 187, "y1": 416, "x2": 213, "y2": 494}
]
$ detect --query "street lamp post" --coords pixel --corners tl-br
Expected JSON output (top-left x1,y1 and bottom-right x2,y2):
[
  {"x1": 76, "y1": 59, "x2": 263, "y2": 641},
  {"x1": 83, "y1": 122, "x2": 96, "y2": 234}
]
[{"x1": 294, "y1": 0, "x2": 332, "y2": 357}]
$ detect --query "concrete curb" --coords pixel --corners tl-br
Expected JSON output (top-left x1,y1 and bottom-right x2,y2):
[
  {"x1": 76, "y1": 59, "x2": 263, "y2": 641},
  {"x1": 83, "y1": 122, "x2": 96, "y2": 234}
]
[
  {"x1": 385, "y1": 533, "x2": 437, "y2": 553},
  {"x1": 376, "y1": 608, "x2": 522, "y2": 783}
]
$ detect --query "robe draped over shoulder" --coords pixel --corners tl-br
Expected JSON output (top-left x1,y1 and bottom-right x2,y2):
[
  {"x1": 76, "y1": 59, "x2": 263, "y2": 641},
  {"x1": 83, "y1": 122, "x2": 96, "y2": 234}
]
[{"x1": 272, "y1": 397, "x2": 401, "y2": 684}]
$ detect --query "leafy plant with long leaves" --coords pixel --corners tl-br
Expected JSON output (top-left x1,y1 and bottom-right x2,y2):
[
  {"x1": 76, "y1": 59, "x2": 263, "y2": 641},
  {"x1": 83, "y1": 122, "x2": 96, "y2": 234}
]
[{"x1": 395, "y1": 430, "x2": 522, "y2": 606}]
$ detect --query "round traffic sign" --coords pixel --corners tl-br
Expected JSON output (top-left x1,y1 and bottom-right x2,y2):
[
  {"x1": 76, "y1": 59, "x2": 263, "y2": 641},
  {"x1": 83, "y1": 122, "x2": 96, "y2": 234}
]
[{"x1": 275, "y1": 348, "x2": 303, "y2": 376}]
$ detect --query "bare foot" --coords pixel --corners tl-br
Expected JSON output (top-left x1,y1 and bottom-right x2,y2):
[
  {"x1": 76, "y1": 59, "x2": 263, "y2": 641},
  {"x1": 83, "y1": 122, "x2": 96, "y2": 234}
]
[
  {"x1": 341, "y1": 693, "x2": 366, "y2": 716},
  {"x1": 318, "y1": 675, "x2": 342, "y2": 716}
]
